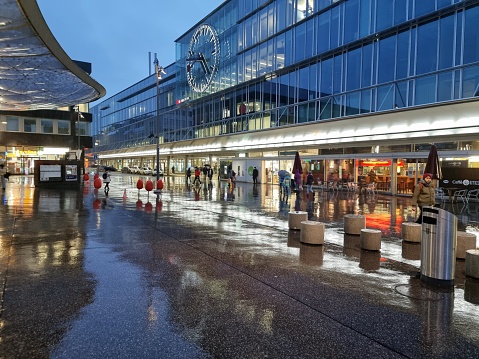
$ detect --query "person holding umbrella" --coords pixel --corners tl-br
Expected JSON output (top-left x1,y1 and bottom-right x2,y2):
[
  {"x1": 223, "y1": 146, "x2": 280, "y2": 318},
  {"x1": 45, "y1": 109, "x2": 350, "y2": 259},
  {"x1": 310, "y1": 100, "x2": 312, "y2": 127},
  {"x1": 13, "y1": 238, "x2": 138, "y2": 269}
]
[
  {"x1": 277, "y1": 169, "x2": 288, "y2": 195},
  {"x1": 411, "y1": 173, "x2": 435, "y2": 224}
]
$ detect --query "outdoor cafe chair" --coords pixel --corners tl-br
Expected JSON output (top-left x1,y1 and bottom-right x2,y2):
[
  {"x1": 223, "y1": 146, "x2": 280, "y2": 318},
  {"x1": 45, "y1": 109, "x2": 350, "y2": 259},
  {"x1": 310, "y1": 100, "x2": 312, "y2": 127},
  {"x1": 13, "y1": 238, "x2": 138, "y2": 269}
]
[
  {"x1": 467, "y1": 189, "x2": 479, "y2": 203},
  {"x1": 453, "y1": 189, "x2": 468, "y2": 203},
  {"x1": 435, "y1": 187, "x2": 446, "y2": 202}
]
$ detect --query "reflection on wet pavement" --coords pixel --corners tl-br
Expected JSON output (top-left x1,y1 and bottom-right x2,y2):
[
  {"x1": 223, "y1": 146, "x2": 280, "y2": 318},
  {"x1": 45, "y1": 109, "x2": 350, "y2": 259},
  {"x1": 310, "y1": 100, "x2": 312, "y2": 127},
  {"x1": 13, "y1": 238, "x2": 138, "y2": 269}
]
[{"x1": 0, "y1": 175, "x2": 478, "y2": 358}]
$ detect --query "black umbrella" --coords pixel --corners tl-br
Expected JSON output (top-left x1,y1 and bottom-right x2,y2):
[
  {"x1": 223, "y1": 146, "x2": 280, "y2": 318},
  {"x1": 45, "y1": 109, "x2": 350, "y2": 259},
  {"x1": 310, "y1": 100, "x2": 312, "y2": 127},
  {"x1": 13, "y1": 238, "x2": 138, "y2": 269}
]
[
  {"x1": 292, "y1": 151, "x2": 303, "y2": 174},
  {"x1": 424, "y1": 144, "x2": 442, "y2": 180}
]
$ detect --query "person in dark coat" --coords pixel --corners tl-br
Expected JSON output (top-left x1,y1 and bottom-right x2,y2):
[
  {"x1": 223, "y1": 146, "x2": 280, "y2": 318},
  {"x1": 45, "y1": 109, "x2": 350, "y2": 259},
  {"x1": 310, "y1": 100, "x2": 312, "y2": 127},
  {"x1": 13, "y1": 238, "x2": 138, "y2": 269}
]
[
  {"x1": 306, "y1": 171, "x2": 314, "y2": 193},
  {"x1": 252, "y1": 167, "x2": 259, "y2": 184}
]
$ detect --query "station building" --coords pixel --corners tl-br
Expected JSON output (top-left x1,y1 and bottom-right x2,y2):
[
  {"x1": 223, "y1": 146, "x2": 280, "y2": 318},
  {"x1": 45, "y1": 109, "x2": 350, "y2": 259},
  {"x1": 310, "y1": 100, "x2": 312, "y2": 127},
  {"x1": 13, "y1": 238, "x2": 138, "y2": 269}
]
[{"x1": 91, "y1": 0, "x2": 479, "y2": 195}]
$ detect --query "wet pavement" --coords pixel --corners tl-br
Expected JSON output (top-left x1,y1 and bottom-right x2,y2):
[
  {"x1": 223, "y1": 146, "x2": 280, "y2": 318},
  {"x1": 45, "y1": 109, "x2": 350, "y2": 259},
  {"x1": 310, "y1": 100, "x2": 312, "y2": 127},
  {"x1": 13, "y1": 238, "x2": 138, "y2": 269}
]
[{"x1": 1, "y1": 174, "x2": 478, "y2": 358}]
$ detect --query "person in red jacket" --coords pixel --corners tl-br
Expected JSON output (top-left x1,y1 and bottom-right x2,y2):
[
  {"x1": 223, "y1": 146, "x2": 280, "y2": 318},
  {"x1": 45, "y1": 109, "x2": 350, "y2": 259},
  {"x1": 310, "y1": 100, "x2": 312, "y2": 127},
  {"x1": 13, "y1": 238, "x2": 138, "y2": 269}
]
[{"x1": 194, "y1": 167, "x2": 201, "y2": 185}]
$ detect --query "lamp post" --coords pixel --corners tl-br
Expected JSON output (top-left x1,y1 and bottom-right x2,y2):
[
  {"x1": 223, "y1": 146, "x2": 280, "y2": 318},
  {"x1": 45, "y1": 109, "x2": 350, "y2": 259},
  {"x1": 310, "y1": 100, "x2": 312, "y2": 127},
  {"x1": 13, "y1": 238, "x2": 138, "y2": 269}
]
[{"x1": 152, "y1": 57, "x2": 165, "y2": 182}]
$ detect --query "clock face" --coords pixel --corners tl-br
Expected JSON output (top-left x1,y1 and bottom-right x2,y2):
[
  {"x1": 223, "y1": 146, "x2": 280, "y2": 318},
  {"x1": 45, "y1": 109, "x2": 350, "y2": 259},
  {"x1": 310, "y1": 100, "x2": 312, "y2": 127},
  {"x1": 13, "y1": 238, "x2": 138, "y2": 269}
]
[{"x1": 186, "y1": 24, "x2": 220, "y2": 93}]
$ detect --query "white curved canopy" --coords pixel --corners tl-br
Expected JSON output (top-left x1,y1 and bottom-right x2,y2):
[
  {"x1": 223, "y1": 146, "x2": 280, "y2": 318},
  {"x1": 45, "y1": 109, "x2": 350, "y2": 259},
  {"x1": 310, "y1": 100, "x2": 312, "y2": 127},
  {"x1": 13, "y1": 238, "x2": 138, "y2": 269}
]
[{"x1": 0, "y1": 0, "x2": 105, "y2": 111}]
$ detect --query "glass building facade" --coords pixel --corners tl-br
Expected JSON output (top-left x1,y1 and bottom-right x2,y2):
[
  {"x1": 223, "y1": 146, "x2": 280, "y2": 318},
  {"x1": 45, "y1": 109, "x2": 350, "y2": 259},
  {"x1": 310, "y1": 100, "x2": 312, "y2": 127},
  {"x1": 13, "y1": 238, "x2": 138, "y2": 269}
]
[{"x1": 91, "y1": 0, "x2": 479, "y2": 193}]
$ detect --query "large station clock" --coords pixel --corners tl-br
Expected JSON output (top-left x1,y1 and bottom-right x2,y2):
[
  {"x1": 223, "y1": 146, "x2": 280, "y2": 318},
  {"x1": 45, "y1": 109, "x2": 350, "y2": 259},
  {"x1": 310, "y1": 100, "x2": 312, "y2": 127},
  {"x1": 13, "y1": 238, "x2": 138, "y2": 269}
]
[{"x1": 186, "y1": 24, "x2": 220, "y2": 93}]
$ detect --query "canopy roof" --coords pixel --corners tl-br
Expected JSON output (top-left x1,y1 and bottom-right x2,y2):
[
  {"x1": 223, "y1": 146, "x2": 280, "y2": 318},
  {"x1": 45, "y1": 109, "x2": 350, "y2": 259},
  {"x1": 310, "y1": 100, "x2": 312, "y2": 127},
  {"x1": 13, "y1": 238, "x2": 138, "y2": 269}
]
[{"x1": 0, "y1": 0, "x2": 105, "y2": 111}]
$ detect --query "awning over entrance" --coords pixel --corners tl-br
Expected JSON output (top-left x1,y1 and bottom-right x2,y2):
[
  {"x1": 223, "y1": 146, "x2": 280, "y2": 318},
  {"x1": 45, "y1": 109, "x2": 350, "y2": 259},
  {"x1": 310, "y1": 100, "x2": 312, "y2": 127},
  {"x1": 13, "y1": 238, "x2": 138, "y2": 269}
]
[{"x1": 0, "y1": 0, "x2": 105, "y2": 111}]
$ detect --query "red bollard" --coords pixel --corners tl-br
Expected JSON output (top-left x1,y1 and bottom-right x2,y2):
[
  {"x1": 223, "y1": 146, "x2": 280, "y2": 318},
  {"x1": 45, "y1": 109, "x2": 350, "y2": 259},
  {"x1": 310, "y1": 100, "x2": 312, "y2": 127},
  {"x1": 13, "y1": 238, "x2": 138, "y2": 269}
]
[
  {"x1": 83, "y1": 173, "x2": 89, "y2": 181},
  {"x1": 145, "y1": 180, "x2": 154, "y2": 192},
  {"x1": 94, "y1": 173, "x2": 99, "y2": 180},
  {"x1": 136, "y1": 179, "x2": 144, "y2": 190},
  {"x1": 94, "y1": 178, "x2": 102, "y2": 189}
]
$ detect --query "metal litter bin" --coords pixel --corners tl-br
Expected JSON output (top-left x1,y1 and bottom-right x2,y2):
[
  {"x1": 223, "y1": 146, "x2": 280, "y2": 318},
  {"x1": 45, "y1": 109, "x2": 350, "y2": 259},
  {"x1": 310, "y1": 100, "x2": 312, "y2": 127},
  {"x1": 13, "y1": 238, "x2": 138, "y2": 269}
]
[{"x1": 420, "y1": 206, "x2": 457, "y2": 286}]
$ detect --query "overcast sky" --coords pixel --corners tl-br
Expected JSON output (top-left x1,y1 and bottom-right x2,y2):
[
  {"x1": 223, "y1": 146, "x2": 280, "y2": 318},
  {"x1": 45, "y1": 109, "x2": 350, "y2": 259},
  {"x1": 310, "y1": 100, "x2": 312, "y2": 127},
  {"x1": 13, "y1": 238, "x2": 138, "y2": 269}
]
[{"x1": 37, "y1": 0, "x2": 225, "y2": 106}]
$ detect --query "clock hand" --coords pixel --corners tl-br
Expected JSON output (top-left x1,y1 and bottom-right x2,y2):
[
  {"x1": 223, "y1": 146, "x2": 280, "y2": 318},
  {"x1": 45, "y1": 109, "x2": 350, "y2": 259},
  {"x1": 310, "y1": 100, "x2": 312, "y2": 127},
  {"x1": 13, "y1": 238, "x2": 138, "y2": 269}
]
[{"x1": 198, "y1": 53, "x2": 211, "y2": 75}]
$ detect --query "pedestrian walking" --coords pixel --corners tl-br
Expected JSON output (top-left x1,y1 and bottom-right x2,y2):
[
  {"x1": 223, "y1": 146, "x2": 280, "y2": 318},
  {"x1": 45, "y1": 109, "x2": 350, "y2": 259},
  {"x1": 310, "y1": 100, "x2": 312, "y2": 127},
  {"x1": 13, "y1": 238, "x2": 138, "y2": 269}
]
[
  {"x1": 207, "y1": 167, "x2": 213, "y2": 183},
  {"x1": 252, "y1": 166, "x2": 258, "y2": 184},
  {"x1": 102, "y1": 171, "x2": 111, "y2": 195},
  {"x1": 186, "y1": 167, "x2": 191, "y2": 185},
  {"x1": 0, "y1": 164, "x2": 7, "y2": 190},
  {"x1": 411, "y1": 173, "x2": 435, "y2": 224},
  {"x1": 306, "y1": 171, "x2": 314, "y2": 193},
  {"x1": 194, "y1": 167, "x2": 201, "y2": 186},
  {"x1": 283, "y1": 172, "x2": 291, "y2": 198}
]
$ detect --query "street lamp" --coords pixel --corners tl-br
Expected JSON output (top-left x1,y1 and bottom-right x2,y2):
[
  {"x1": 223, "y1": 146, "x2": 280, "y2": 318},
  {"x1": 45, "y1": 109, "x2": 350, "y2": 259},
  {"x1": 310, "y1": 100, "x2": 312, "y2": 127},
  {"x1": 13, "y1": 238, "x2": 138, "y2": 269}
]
[{"x1": 152, "y1": 57, "x2": 165, "y2": 182}]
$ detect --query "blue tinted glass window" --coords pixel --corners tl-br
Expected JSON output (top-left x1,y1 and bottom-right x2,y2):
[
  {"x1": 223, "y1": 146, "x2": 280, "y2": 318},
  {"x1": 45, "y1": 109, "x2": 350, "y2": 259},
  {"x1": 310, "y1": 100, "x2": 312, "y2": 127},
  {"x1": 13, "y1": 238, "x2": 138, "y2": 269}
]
[
  {"x1": 333, "y1": 55, "x2": 342, "y2": 94},
  {"x1": 276, "y1": 33, "x2": 285, "y2": 70},
  {"x1": 438, "y1": 0, "x2": 452, "y2": 9},
  {"x1": 305, "y1": 19, "x2": 315, "y2": 59},
  {"x1": 320, "y1": 58, "x2": 333, "y2": 96},
  {"x1": 377, "y1": 84, "x2": 394, "y2": 111},
  {"x1": 416, "y1": 20, "x2": 438, "y2": 75},
  {"x1": 376, "y1": 0, "x2": 393, "y2": 31},
  {"x1": 360, "y1": 89, "x2": 371, "y2": 113},
  {"x1": 309, "y1": 62, "x2": 318, "y2": 99},
  {"x1": 345, "y1": 92, "x2": 360, "y2": 115},
  {"x1": 439, "y1": 15, "x2": 454, "y2": 70},
  {"x1": 396, "y1": 31, "x2": 409, "y2": 80},
  {"x1": 455, "y1": 11, "x2": 462, "y2": 66},
  {"x1": 415, "y1": 0, "x2": 436, "y2": 17},
  {"x1": 315, "y1": 0, "x2": 332, "y2": 11},
  {"x1": 437, "y1": 72, "x2": 453, "y2": 101},
  {"x1": 362, "y1": 43, "x2": 373, "y2": 87},
  {"x1": 285, "y1": 29, "x2": 294, "y2": 66},
  {"x1": 415, "y1": 75, "x2": 437, "y2": 105},
  {"x1": 295, "y1": 23, "x2": 306, "y2": 62},
  {"x1": 346, "y1": 47, "x2": 361, "y2": 91},
  {"x1": 286, "y1": 0, "x2": 295, "y2": 27},
  {"x1": 462, "y1": 65, "x2": 479, "y2": 98},
  {"x1": 317, "y1": 12, "x2": 330, "y2": 53},
  {"x1": 344, "y1": 0, "x2": 359, "y2": 44},
  {"x1": 320, "y1": 97, "x2": 332, "y2": 120},
  {"x1": 395, "y1": 81, "x2": 408, "y2": 108},
  {"x1": 332, "y1": 96, "x2": 342, "y2": 118},
  {"x1": 330, "y1": 6, "x2": 340, "y2": 49},
  {"x1": 394, "y1": 0, "x2": 407, "y2": 25},
  {"x1": 298, "y1": 67, "x2": 309, "y2": 102},
  {"x1": 276, "y1": 0, "x2": 287, "y2": 31},
  {"x1": 259, "y1": 8, "x2": 268, "y2": 42},
  {"x1": 378, "y1": 35, "x2": 396, "y2": 84},
  {"x1": 463, "y1": 5, "x2": 479, "y2": 65},
  {"x1": 359, "y1": 0, "x2": 372, "y2": 37}
]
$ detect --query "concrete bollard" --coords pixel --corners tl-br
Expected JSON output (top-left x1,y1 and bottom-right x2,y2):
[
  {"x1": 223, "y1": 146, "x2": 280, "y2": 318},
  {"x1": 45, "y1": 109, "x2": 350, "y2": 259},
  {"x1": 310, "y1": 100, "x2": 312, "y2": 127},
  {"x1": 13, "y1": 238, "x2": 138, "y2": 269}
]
[
  {"x1": 360, "y1": 229, "x2": 382, "y2": 251},
  {"x1": 300, "y1": 221, "x2": 325, "y2": 245},
  {"x1": 402, "y1": 222, "x2": 422, "y2": 243},
  {"x1": 288, "y1": 211, "x2": 308, "y2": 230},
  {"x1": 344, "y1": 214, "x2": 366, "y2": 235},
  {"x1": 457, "y1": 232, "x2": 477, "y2": 259},
  {"x1": 465, "y1": 249, "x2": 479, "y2": 279}
]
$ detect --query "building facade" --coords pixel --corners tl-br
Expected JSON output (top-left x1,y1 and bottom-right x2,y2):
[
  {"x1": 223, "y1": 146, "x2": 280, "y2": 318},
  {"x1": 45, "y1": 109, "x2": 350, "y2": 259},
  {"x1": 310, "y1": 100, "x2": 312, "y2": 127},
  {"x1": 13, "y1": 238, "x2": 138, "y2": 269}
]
[{"x1": 91, "y1": 0, "x2": 479, "y2": 194}]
